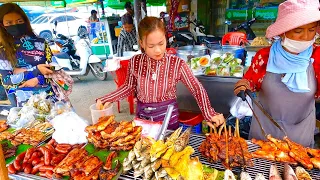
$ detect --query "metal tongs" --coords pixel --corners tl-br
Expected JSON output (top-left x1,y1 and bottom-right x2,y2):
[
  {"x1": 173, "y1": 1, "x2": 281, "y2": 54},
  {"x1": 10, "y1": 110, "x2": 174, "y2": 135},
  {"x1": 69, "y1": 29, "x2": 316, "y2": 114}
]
[
  {"x1": 243, "y1": 90, "x2": 287, "y2": 137},
  {"x1": 157, "y1": 105, "x2": 174, "y2": 140}
]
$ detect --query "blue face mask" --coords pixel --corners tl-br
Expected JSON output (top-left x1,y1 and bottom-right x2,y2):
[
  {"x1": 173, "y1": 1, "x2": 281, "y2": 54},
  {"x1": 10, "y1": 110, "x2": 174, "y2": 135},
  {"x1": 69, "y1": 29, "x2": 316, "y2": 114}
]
[{"x1": 5, "y1": 23, "x2": 27, "y2": 37}]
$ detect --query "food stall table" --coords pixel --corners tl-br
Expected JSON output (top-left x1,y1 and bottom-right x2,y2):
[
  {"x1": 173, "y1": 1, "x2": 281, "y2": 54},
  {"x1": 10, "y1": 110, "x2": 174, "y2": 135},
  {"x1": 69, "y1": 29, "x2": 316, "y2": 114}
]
[{"x1": 121, "y1": 131, "x2": 320, "y2": 180}]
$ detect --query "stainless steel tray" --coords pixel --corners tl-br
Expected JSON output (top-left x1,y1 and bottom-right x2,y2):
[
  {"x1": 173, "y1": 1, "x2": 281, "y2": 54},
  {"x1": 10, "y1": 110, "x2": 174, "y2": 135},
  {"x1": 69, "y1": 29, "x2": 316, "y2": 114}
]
[{"x1": 9, "y1": 131, "x2": 320, "y2": 180}]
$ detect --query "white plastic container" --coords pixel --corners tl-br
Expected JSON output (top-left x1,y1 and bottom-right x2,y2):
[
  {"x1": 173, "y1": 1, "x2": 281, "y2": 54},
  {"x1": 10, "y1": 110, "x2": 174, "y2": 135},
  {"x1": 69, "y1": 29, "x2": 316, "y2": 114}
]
[{"x1": 89, "y1": 103, "x2": 114, "y2": 125}]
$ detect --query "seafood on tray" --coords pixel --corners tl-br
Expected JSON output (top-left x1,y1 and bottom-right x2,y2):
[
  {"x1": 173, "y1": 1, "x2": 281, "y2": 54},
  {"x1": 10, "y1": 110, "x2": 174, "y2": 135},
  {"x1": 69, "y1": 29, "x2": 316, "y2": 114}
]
[
  {"x1": 86, "y1": 115, "x2": 142, "y2": 151},
  {"x1": 269, "y1": 164, "x2": 312, "y2": 180},
  {"x1": 252, "y1": 134, "x2": 320, "y2": 170},
  {"x1": 122, "y1": 127, "x2": 203, "y2": 180},
  {"x1": 199, "y1": 121, "x2": 254, "y2": 169}
]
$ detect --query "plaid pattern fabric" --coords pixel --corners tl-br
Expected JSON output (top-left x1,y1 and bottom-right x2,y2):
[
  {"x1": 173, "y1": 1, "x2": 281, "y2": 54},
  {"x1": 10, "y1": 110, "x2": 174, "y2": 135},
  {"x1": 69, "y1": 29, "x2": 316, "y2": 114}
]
[{"x1": 116, "y1": 28, "x2": 138, "y2": 57}]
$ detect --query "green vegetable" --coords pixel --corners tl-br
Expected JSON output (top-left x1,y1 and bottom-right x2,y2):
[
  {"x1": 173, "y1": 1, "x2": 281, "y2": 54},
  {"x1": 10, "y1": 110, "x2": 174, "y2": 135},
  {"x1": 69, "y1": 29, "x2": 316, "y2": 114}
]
[{"x1": 222, "y1": 53, "x2": 234, "y2": 63}]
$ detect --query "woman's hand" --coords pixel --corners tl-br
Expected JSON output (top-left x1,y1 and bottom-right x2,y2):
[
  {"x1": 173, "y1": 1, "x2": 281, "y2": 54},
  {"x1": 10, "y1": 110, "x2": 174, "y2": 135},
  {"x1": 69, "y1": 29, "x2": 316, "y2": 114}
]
[
  {"x1": 14, "y1": 68, "x2": 27, "y2": 74},
  {"x1": 96, "y1": 99, "x2": 111, "y2": 110},
  {"x1": 19, "y1": 78, "x2": 39, "y2": 88},
  {"x1": 207, "y1": 114, "x2": 225, "y2": 128},
  {"x1": 37, "y1": 64, "x2": 53, "y2": 75}
]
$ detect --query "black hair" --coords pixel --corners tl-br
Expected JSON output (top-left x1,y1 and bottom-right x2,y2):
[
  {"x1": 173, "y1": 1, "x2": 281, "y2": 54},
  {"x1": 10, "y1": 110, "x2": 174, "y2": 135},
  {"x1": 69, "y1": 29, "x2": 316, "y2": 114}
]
[
  {"x1": 121, "y1": 14, "x2": 133, "y2": 25},
  {"x1": 91, "y1": 10, "x2": 97, "y2": 15},
  {"x1": 125, "y1": 2, "x2": 132, "y2": 9}
]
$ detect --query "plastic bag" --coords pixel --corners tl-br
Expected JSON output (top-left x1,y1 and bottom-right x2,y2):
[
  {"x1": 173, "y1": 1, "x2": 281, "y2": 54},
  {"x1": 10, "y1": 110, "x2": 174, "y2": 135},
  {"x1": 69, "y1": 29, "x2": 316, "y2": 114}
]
[
  {"x1": 50, "y1": 112, "x2": 88, "y2": 145},
  {"x1": 134, "y1": 118, "x2": 162, "y2": 140},
  {"x1": 103, "y1": 58, "x2": 120, "y2": 72},
  {"x1": 230, "y1": 96, "x2": 253, "y2": 119}
]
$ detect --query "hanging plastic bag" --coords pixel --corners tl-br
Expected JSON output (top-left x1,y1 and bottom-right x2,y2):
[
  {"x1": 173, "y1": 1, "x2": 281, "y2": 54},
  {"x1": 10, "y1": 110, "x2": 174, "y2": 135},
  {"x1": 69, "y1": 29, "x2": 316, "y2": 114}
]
[
  {"x1": 230, "y1": 96, "x2": 253, "y2": 119},
  {"x1": 103, "y1": 58, "x2": 120, "y2": 72},
  {"x1": 133, "y1": 117, "x2": 162, "y2": 140}
]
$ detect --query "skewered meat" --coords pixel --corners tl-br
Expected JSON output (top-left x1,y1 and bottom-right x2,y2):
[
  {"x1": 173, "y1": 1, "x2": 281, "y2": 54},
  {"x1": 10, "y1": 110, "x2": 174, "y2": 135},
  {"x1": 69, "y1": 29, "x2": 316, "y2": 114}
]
[{"x1": 199, "y1": 130, "x2": 254, "y2": 169}]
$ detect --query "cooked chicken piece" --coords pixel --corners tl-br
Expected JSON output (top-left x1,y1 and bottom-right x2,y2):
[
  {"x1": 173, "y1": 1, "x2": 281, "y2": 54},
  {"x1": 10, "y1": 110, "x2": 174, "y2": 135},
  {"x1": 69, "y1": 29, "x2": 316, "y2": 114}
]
[
  {"x1": 85, "y1": 115, "x2": 115, "y2": 132},
  {"x1": 267, "y1": 135, "x2": 290, "y2": 152},
  {"x1": 307, "y1": 148, "x2": 320, "y2": 158},
  {"x1": 80, "y1": 156, "x2": 103, "y2": 176},
  {"x1": 284, "y1": 137, "x2": 313, "y2": 169},
  {"x1": 310, "y1": 157, "x2": 320, "y2": 169},
  {"x1": 54, "y1": 148, "x2": 87, "y2": 174}
]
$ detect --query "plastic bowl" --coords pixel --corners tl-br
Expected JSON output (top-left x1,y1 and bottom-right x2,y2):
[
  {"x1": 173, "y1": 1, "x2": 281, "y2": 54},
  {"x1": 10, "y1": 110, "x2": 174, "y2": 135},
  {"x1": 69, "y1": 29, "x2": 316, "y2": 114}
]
[
  {"x1": 90, "y1": 103, "x2": 114, "y2": 125},
  {"x1": 178, "y1": 111, "x2": 204, "y2": 126}
]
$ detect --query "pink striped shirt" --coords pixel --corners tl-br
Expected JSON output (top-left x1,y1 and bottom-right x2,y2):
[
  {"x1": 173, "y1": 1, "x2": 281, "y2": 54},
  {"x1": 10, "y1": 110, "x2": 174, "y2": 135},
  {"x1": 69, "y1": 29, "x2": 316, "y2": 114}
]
[{"x1": 98, "y1": 53, "x2": 218, "y2": 120}]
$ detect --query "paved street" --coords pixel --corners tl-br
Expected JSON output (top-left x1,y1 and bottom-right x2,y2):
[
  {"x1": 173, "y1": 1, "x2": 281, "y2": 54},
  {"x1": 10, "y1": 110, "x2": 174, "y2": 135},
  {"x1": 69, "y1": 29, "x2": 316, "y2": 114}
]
[{"x1": 69, "y1": 72, "x2": 135, "y2": 123}]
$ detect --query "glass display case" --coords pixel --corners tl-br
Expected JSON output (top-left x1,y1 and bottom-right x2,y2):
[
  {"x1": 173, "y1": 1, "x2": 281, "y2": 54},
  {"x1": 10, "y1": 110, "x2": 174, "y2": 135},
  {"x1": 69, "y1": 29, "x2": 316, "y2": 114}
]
[{"x1": 88, "y1": 18, "x2": 114, "y2": 60}]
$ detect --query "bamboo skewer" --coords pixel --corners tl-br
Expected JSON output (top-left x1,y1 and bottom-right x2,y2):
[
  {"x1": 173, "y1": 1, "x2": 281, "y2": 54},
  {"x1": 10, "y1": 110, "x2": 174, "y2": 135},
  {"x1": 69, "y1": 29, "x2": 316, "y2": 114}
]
[
  {"x1": 224, "y1": 123, "x2": 229, "y2": 168},
  {"x1": 236, "y1": 118, "x2": 240, "y2": 138},
  {"x1": 218, "y1": 122, "x2": 225, "y2": 137}
]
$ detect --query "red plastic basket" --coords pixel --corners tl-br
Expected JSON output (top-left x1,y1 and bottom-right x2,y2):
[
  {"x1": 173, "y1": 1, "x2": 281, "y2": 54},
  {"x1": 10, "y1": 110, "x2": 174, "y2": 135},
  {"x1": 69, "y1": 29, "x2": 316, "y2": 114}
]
[{"x1": 178, "y1": 111, "x2": 204, "y2": 126}]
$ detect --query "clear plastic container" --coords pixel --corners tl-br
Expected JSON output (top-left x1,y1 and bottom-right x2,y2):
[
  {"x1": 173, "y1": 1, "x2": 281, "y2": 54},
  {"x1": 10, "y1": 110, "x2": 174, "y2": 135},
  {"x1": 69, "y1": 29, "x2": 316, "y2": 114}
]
[{"x1": 90, "y1": 103, "x2": 114, "y2": 125}]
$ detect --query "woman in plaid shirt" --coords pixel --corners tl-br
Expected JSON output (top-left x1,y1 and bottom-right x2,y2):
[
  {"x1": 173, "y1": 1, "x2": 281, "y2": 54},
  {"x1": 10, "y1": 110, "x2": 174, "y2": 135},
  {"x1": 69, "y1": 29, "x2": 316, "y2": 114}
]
[{"x1": 116, "y1": 14, "x2": 138, "y2": 57}]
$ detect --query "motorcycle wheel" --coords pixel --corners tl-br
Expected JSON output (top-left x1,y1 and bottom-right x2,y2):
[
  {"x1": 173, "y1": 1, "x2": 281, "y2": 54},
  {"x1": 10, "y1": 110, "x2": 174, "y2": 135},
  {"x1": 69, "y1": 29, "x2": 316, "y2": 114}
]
[{"x1": 90, "y1": 62, "x2": 107, "y2": 81}]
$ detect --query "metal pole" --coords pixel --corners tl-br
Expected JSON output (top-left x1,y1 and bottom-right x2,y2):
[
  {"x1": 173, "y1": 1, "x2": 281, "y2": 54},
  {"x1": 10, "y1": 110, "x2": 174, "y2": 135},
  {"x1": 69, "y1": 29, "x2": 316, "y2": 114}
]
[
  {"x1": 141, "y1": 0, "x2": 147, "y2": 18},
  {"x1": 134, "y1": 0, "x2": 142, "y2": 24}
]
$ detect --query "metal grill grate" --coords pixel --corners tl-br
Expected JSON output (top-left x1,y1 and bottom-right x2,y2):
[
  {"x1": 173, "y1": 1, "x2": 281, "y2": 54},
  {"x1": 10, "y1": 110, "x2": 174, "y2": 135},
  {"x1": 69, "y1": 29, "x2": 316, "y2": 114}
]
[{"x1": 119, "y1": 132, "x2": 320, "y2": 180}]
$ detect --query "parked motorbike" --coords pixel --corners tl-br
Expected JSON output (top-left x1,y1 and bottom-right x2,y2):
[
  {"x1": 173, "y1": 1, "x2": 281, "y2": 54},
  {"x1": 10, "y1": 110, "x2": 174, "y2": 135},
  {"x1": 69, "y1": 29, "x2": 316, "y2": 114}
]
[
  {"x1": 226, "y1": 18, "x2": 257, "y2": 40},
  {"x1": 52, "y1": 21, "x2": 107, "y2": 81},
  {"x1": 189, "y1": 19, "x2": 221, "y2": 46},
  {"x1": 50, "y1": 33, "x2": 80, "y2": 70}
]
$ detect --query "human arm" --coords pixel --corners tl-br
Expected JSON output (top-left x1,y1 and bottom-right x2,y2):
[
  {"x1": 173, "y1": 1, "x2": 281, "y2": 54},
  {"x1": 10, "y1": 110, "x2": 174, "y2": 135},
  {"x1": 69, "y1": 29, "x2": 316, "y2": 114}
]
[
  {"x1": 179, "y1": 61, "x2": 224, "y2": 125},
  {"x1": 234, "y1": 47, "x2": 270, "y2": 99},
  {"x1": 96, "y1": 60, "x2": 136, "y2": 105},
  {"x1": 0, "y1": 57, "x2": 45, "y2": 88}
]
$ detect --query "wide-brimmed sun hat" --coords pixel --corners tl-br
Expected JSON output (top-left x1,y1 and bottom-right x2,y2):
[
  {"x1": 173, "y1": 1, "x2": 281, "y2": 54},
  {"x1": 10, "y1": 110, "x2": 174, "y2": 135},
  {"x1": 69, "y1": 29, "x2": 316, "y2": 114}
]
[{"x1": 266, "y1": 0, "x2": 320, "y2": 39}]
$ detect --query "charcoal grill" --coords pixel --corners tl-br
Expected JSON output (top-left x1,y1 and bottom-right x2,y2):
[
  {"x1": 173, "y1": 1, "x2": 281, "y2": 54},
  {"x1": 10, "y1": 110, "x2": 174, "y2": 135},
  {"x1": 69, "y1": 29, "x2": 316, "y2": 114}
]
[{"x1": 119, "y1": 132, "x2": 320, "y2": 179}]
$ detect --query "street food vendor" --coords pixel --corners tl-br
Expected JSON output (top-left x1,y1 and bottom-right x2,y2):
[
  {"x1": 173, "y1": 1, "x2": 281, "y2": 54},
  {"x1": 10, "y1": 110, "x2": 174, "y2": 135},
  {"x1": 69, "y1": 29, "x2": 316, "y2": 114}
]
[
  {"x1": 116, "y1": 14, "x2": 138, "y2": 57},
  {"x1": 0, "y1": 3, "x2": 58, "y2": 106},
  {"x1": 97, "y1": 16, "x2": 225, "y2": 129},
  {"x1": 234, "y1": 0, "x2": 320, "y2": 147}
]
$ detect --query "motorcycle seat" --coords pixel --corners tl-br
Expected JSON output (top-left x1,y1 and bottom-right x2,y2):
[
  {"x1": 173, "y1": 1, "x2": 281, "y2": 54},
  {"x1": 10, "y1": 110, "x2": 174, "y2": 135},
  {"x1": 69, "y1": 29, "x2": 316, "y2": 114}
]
[{"x1": 53, "y1": 52, "x2": 70, "y2": 59}]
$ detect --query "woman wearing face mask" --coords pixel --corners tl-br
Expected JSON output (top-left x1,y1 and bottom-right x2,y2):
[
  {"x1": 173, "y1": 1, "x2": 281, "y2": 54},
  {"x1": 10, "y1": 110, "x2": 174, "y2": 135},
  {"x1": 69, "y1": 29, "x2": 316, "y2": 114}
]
[
  {"x1": 116, "y1": 14, "x2": 137, "y2": 57},
  {"x1": 0, "y1": 3, "x2": 57, "y2": 106},
  {"x1": 97, "y1": 17, "x2": 225, "y2": 129},
  {"x1": 234, "y1": 0, "x2": 320, "y2": 147}
]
